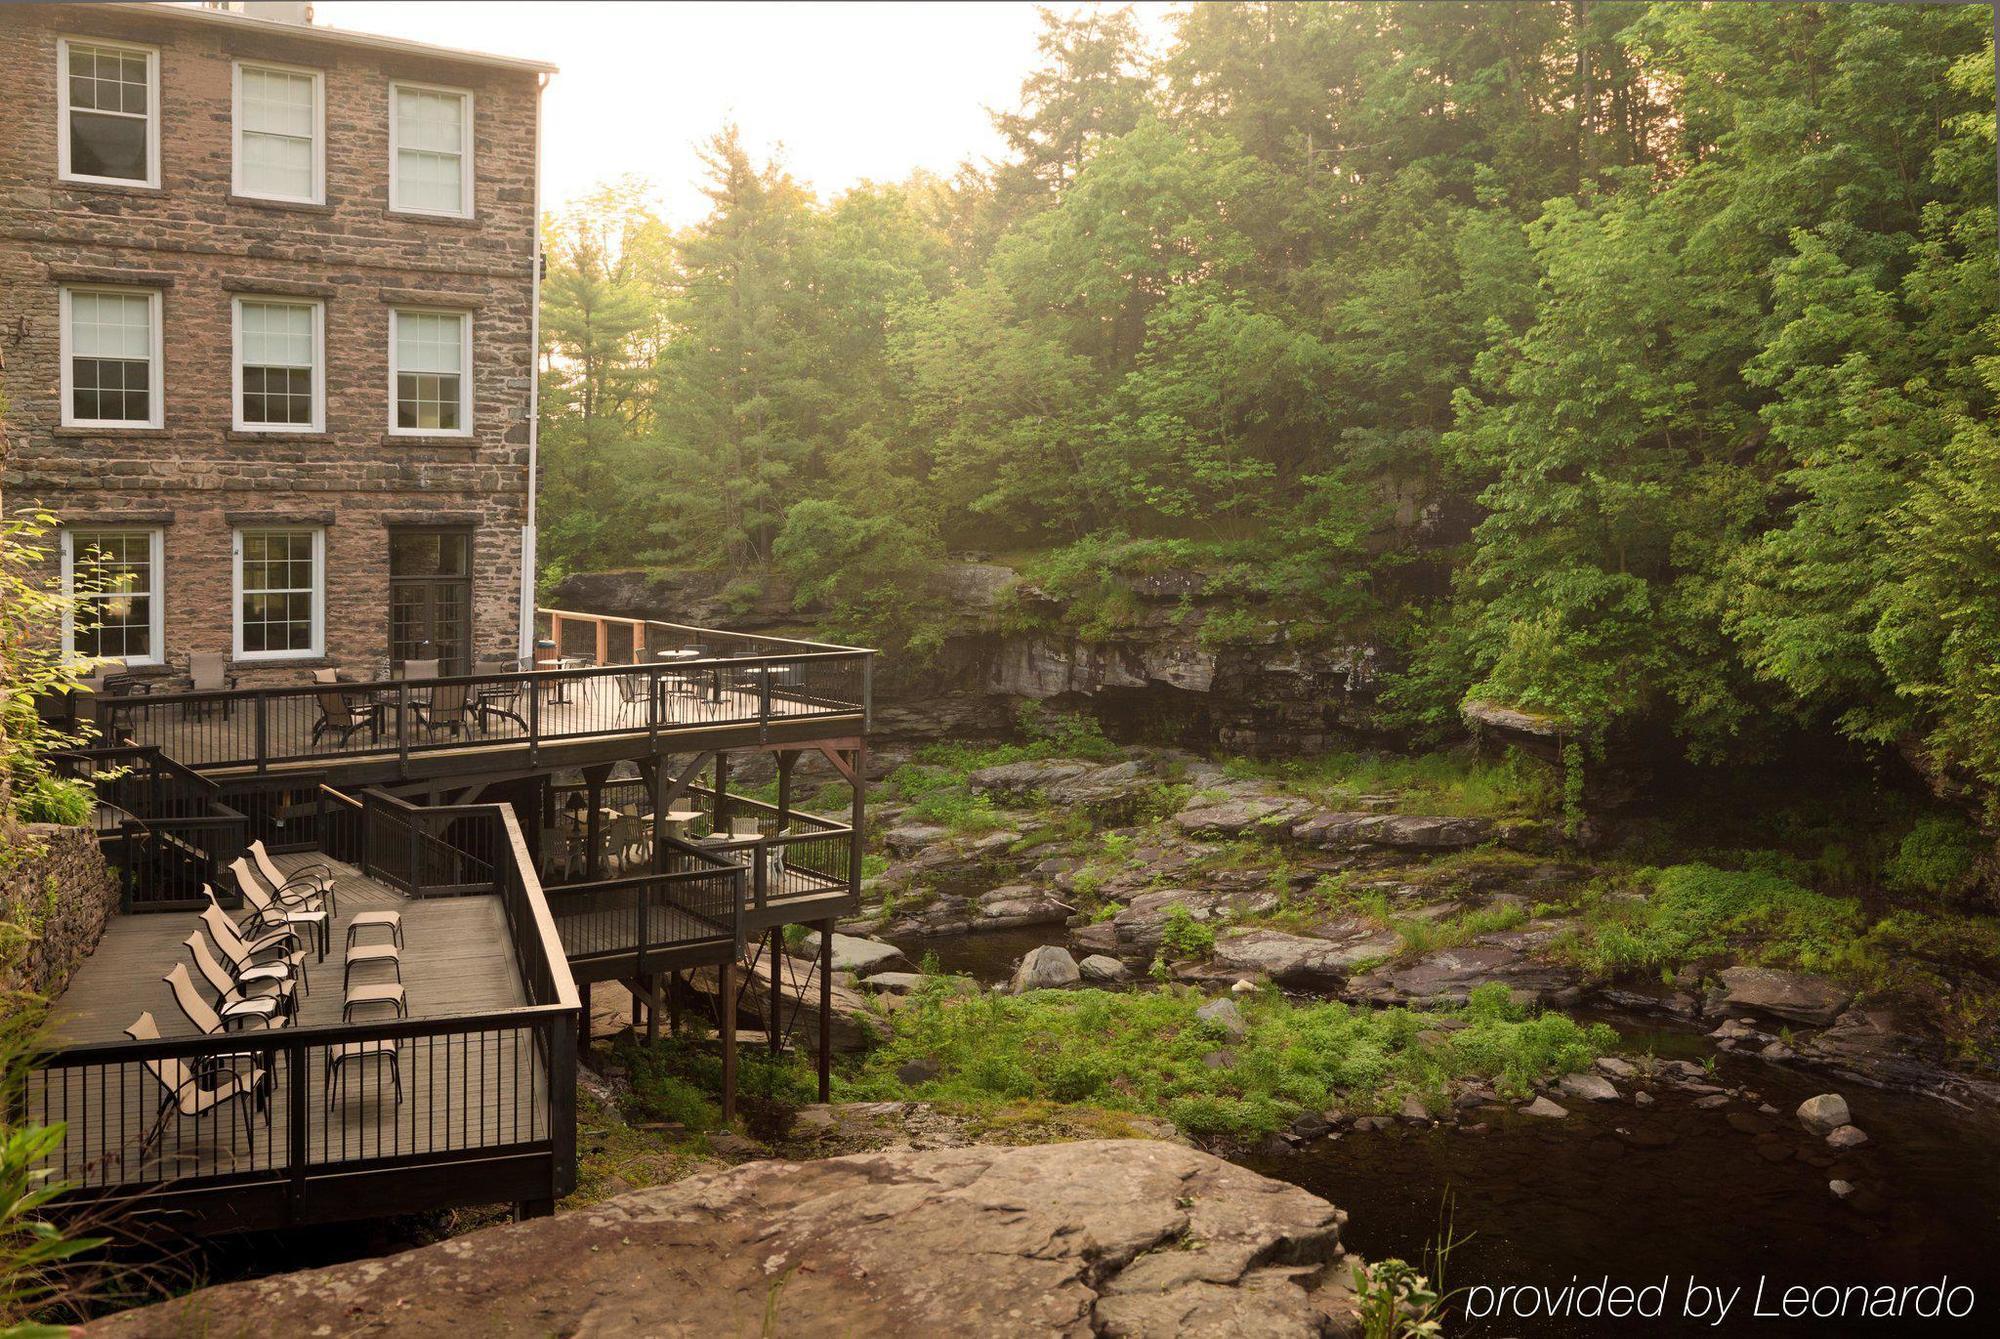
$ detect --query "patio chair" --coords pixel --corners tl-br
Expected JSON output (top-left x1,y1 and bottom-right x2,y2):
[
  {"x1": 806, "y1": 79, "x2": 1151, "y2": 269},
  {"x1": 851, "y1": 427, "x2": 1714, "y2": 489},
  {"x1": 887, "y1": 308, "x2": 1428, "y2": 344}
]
[
  {"x1": 411, "y1": 680, "x2": 472, "y2": 740},
  {"x1": 202, "y1": 887, "x2": 309, "y2": 991},
  {"x1": 248, "y1": 839, "x2": 336, "y2": 914},
  {"x1": 126, "y1": 1013, "x2": 268, "y2": 1155},
  {"x1": 311, "y1": 684, "x2": 383, "y2": 747},
  {"x1": 185, "y1": 930, "x2": 296, "y2": 1025},
  {"x1": 399, "y1": 658, "x2": 440, "y2": 681},
  {"x1": 608, "y1": 813, "x2": 650, "y2": 872},
  {"x1": 614, "y1": 673, "x2": 650, "y2": 724},
  {"x1": 166, "y1": 962, "x2": 285, "y2": 1039},
  {"x1": 472, "y1": 658, "x2": 528, "y2": 733},
  {"x1": 178, "y1": 652, "x2": 239, "y2": 720},
  {"x1": 231, "y1": 856, "x2": 329, "y2": 960}
]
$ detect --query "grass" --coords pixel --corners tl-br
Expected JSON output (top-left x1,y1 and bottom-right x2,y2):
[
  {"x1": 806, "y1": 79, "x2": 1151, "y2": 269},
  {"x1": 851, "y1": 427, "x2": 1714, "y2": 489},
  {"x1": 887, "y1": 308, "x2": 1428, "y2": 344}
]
[
  {"x1": 839, "y1": 981, "x2": 1615, "y2": 1140},
  {"x1": 1220, "y1": 746, "x2": 1559, "y2": 820},
  {"x1": 610, "y1": 1033, "x2": 818, "y2": 1139}
]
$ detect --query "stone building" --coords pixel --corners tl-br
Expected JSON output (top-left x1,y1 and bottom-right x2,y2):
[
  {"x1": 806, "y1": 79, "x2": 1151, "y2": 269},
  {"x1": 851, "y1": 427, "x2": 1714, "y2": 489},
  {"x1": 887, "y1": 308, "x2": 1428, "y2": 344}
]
[{"x1": 0, "y1": 1, "x2": 553, "y2": 679}]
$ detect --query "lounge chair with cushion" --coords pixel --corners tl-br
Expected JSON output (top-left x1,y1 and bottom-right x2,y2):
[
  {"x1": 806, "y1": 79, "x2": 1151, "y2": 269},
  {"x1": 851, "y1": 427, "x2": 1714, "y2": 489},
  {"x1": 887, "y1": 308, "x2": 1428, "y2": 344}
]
[
  {"x1": 202, "y1": 887, "x2": 309, "y2": 991},
  {"x1": 231, "y1": 856, "x2": 329, "y2": 960},
  {"x1": 127, "y1": 1012, "x2": 268, "y2": 1154},
  {"x1": 185, "y1": 930, "x2": 296, "y2": 1025},
  {"x1": 166, "y1": 962, "x2": 285, "y2": 1039},
  {"x1": 411, "y1": 680, "x2": 472, "y2": 740},
  {"x1": 248, "y1": 839, "x2": 336, "y2": 914}
]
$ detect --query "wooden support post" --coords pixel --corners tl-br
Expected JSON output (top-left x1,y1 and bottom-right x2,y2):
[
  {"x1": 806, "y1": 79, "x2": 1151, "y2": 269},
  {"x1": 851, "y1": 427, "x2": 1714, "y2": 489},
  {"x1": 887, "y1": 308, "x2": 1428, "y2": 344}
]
[
  {"x1": 650, "y1": 756, "x2": 667, "y2": 876},
  {"x1": 719, "y1": 960, "x2": 738, "y2": 1125},
  {"x1": 594, "y1": 617, "x2": 608, "y2": 668},
  {"x1": 578, "y1": 979, "x2": 592, "y2": 1054},
  {"x1": 849, "y1": 742, "x2": 867, "y2": 901},
  {"x1": 647, "y1": 972, "x2": 662, "y2": 1042},
  {"x1": 818, "y1": 915, "x2": 833, "y2": 1102},
  {"x1": 582, "y1": 763, "x2": 610, "y2": 881},
  {"x1": 631, "y1": 986, "x2": 642, "y2": 1029},
  {"x1": 713, "y1": 752, "x2": 731, "y2": 835},
  {"x1": 667, "y1": 969, "x2": 681, "y2": 1035},
  {"x1": 769, "y1": 928, "x2": 784, "y2": 1055}
]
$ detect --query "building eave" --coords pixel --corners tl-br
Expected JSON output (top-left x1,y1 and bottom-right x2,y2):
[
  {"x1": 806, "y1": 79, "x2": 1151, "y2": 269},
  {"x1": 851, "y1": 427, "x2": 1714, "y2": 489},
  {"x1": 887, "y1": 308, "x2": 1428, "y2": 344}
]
[{"x1": 101, "y1": 2, "x2": 559, "y2": 76}]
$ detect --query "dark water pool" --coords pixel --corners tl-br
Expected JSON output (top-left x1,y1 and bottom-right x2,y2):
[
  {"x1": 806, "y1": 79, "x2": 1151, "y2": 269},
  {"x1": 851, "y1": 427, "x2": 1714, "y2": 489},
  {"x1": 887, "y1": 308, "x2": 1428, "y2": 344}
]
[{"x1": 892, "y1": 930, "x2": 2000, "y2": 1336}]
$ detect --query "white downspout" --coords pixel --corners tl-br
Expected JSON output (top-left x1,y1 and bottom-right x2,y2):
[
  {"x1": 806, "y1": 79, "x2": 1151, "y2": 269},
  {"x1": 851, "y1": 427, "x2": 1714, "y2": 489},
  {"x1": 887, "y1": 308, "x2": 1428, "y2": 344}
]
[{"x1": 518, "y1": 69, "x2": 547, "y2": 663}]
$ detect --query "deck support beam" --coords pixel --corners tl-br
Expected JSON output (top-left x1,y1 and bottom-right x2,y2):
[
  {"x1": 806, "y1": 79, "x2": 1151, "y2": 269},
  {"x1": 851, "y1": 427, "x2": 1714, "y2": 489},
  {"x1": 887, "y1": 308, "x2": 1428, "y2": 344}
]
[
  {"x1": 647, "y1": 972, "x2": 662, "y2": 1042},
  {"x1": 577, "y1": 979, "x2": 592, "y2": 1054},
  {"x1": 719, "y1": 960, "x2": 737, "y2": 1124},
  {"x1": 768, "y1": 929, "x2": 783, "y2": 1054},
  {"x1": 818, "y1": 915, "x2": 833, "y2": 1101}
]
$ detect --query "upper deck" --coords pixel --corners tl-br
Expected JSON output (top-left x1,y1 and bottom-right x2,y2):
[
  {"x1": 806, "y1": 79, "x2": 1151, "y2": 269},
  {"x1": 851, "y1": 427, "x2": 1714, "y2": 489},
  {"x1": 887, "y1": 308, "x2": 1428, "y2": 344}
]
[{"x1": 68, "y1": 610, "x2": 874, "y2": 786}]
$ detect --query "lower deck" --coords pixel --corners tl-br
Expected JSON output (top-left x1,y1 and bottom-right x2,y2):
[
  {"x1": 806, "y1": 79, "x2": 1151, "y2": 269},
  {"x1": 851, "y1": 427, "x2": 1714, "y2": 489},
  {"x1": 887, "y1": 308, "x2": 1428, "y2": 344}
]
[{"x1": 31, "y1": 853, "x2": 549, "y2": 1201}]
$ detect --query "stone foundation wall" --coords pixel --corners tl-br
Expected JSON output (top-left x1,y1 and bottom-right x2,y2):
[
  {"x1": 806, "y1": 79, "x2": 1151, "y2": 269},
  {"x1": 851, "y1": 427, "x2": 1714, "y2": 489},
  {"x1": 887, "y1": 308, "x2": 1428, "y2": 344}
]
[{"x1": 0, "y1": 822, "x2": 120, "y2": 1000}]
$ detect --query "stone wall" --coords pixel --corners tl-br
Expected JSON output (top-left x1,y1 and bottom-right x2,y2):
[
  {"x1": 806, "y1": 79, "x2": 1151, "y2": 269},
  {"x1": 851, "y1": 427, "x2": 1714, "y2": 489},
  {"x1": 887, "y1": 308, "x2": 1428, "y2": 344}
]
[
  {"x1": 552, "y1": 563, "x2": 1392, "y2": 756},
  {"x1": 0, "y1": 822, "x2": 119, "y2": 999},
  {"x1": 0, "y1": 4, "x2": 541, "y2": 679}
]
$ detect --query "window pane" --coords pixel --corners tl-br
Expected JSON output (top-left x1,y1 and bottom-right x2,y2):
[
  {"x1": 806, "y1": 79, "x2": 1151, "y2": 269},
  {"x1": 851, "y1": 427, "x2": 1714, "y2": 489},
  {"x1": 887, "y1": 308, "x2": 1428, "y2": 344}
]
[
  {"x1": 239, "y1": 302, "x2": 315, "y2": 425},
  {"x1": 395, "y1": 86, "x2": 462, "y2": 151},
  {"x1": 69, "y1": 45, "x2": 149, "y2": 114},
  {"x1": 71, "y1": 291, "x2": 151, "y2": 358},
  {"x1": 70, "y1": 111, "x2": 148, "y2": 180},
  {"x1": 239, "y1": 530, "x2": 317, "y2": 653},
  {"x1": 240, "y1": 66, "x2": 315, "y2": 198},
  {"x1": 72, "y1": 530, "x2": 155, "y2": 660},
  {"x1": 395, "y1": 312, "x2": 463, "y2": 373},
  {"x1": 393, "y1": 87, "x2": 467, "y2": 213}
]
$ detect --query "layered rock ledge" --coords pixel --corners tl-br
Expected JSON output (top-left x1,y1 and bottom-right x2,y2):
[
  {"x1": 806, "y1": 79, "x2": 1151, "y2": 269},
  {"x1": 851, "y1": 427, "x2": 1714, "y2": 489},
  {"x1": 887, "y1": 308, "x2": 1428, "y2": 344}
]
[{"x1": 86, "y1": 1142, "x2": 1363, "y2": 1338}]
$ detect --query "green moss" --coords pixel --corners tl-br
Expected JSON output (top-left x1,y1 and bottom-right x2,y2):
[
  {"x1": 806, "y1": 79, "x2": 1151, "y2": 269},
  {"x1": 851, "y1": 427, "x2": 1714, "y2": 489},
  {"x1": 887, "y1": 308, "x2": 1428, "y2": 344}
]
[
  {"x1": 839, "y1": 981, "x2": 1615, "y2": 1139},
  {"x1": 1220, "y1": 747, "x2": 1559, "y2": 820},
  {"x1": 1883, "y1": 814, "x2": 1984, "y2": 898}
]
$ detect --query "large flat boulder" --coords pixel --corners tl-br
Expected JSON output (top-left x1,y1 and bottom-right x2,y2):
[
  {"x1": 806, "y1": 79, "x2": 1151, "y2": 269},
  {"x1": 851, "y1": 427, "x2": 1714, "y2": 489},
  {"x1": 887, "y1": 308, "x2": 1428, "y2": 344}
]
[
  {"x1": 966, "y1": 758, "x2": 1097, "y2": 804},
  {"x1": 1344, "y1": 943, "x2": 1579, "y2": 1008},
  {"x1": 799, "y1": 932, "x2": 912, "y2": 976},
  {"x1": 1291, "y1": 812, "x2": 1494, "y2": 851},
  {"x1": 1173, "y1": 785, "x2": 1314, "y2": 838},
  {"x1": 1210, "y1": 928, "x2": 1397, "y2": 990},
  {"x1": 1011, "y1": 944, "x2": 1083, "y2": 993},
  {"x1": 1103, "y1": 887, "x2": 1283, "y2": 955},
  {"x1": 1713, "y1": 966, "x2": 1852, "y2": 1028},
  {"x1": 86, "y1": 1142, "x2": 1357, "y2": 1338}
]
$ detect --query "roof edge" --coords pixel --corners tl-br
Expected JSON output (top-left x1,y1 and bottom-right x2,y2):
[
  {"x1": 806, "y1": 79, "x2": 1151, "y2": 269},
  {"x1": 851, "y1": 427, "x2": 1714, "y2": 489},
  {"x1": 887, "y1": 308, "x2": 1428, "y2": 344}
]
[{"x1": 102, "y1": 3, "x2": 558, "y2": 75}]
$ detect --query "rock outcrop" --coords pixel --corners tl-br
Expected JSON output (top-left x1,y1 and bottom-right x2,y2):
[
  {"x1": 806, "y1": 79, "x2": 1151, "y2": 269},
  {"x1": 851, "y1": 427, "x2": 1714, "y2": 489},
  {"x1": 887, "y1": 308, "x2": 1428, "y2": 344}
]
[{"x1": 87, "y1": 1142, "x2": 1362, "y2": 1338}]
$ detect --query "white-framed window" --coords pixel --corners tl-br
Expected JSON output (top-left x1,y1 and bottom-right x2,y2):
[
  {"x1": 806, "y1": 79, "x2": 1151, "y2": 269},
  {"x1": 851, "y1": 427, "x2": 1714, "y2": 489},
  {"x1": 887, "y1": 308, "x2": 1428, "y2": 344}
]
[
  {"x1": 57, "y1": 36, "x2": 159, "y2": 188},
  {"x1": 389, "y1": 81, "x2": 473, "y2": 217},
  {"x1": 59, "y1": 286, "x2": 163, "y2": 429},
  {"x1": 61, "y1": 528, "x2": 165, "y2": 665},
  {"x1": 232, "y1": 296, "x2": 324, "y2": 431},
  {"x1": 233, "y1": 527, "x2": 324, "y2": 661},
  {"x1": 389, "y1": 308, "x2": 472, "y2": 435},
  {"x1": 233, "y1": 60, "x2": 323, "y2": 203}
]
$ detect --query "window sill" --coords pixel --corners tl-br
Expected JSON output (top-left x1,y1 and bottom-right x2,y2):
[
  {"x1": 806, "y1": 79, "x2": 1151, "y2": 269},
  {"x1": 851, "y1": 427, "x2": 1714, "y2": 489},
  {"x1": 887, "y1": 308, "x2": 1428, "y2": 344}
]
[
  {"x1": 385, "y1": 209, "x2": 480, "y2": 229},
  {"x1": 382, "y1": 433, "x2": 477, "y2": 448},
  {"x1": 225, "y1": 430, "x2": 333, "y2": 443},
  {"x1": 231, "y1": 655, "x2": 331, "y2": 670},
  {"x1": 53, "y1": 425, "x2": 165, "y2": 438},
  {"x1": 56, "y1": 176, "x2": 160, "y2": 196},
  {"x1": 228, "y1": 193, "x2": 334, "y2": 214}
]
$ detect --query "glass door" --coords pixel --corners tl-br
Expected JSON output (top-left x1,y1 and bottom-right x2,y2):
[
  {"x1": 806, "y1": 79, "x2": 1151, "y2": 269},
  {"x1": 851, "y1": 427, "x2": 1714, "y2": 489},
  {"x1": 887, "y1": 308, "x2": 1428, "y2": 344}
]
[{"x1": 388, "y1": 530, "x2": 472, "y2": 674}]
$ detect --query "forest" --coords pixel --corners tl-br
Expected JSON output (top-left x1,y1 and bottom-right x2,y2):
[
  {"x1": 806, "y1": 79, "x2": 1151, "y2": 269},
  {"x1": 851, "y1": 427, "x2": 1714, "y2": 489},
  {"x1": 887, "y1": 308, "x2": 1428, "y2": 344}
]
[{"x1": 536, "y1": 1, "x2": 1999, "y2": 810}]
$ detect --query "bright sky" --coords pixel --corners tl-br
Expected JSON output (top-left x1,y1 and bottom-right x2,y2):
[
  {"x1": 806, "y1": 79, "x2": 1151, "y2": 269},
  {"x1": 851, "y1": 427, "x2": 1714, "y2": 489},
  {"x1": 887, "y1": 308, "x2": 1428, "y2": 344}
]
[{"x1": 310, "y1": 1, "x2": 1180, "y2": 224}]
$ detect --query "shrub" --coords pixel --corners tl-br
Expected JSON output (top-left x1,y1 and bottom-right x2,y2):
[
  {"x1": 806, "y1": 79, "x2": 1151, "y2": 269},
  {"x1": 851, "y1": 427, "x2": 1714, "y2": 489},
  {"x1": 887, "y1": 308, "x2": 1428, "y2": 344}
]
[
  {"x1": 1883, "y1": 814, "x2": 1984, "y2": 899},
  {"x1": 11, "y1": 779, "x2": 93, "y2": 828},
  {"x1": 1158, "y1": 904, "x2": 1215, "y2": 960}
]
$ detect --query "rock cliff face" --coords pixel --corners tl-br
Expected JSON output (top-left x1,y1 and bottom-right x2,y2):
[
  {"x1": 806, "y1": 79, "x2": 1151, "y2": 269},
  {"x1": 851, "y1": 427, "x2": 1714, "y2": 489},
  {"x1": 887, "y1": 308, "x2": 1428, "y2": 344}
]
[
  {"x1": 87, "y1": 1141, "x2": 1364, "y2": 1338},
  {"x1": 553, "y1": 564, "x2": 1388, "y2": 756}
]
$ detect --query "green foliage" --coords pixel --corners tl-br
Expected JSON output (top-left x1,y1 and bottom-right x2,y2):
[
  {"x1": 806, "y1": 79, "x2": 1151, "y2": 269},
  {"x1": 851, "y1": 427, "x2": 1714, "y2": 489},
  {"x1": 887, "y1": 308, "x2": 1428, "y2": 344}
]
[
  {"x1": 1222, "y1": 747, "x2": 1558, "y2": 820},
  {"x1": 1, "y1": 1002, "x2": 107, "y2": 1332},
  {"x1": 536, "y1": 5, "x2": 2000, "y2": 825},
  {"x1": 1884, "y1": 815, "x2": 1984, "y2": 899},
  {"x1": 615, "y1": 1033, "x2": 816, "y2": 1135},
  {"x1": 1157, "y1": 904, "x2": 1215, "y2": 961},
  {"x1": 9, "y1": 780, "x2": 91, "y2": 829},
  {"x1": 840, "y1": 981, "x2": 1615, "y2": 1139},
  {"x1": 1553, "y1": 864, "x2": 1867, "y2": 979},
  {"x1": 1, "y1": 510, "x2": 101, "y2": 826},
  {"x1": 1353, "y1": 1258, "x2": 1445, "y2": 1339}
]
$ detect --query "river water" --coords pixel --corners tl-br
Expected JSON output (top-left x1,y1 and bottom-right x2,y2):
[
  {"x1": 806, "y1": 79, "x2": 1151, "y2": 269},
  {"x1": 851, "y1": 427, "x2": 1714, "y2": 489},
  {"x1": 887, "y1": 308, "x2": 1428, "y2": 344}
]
[{"x1": 903, "y1": 931, "x2": 2000, "y2": 1336}]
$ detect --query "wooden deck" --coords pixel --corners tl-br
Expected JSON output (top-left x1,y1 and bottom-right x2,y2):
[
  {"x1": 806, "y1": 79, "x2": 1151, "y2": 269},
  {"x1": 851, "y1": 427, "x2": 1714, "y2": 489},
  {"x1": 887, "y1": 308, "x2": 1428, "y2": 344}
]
[
  {"x1": 100, "y1": 677, "x2": 861, "y2": 783},
  {"x1": 31, "y1": 853, "x2": 547, "y2": 1194}
]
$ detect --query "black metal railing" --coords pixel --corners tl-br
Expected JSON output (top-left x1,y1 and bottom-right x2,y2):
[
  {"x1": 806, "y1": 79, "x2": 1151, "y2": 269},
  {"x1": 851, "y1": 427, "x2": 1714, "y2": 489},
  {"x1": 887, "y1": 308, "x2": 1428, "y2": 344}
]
[
  {"x1": 57, "y1": 613, "x2": 873, "y2": 775},
  {"x1": 545, "y1": 849, "x2": 745, "y2": 972},
  {"x1": 51, "y1": 747, "x2": 253, "y2": 912},
  {"x1": 28, "y1": 801, "x2": 579, "y2": 1228}
]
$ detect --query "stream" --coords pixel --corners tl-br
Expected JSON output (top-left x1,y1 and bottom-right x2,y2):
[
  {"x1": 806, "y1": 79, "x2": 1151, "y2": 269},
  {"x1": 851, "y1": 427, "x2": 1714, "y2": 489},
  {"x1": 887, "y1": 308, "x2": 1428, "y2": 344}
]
[{"x1": 902, "y1": 931, "x2": 2000, "y2": 1336}]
